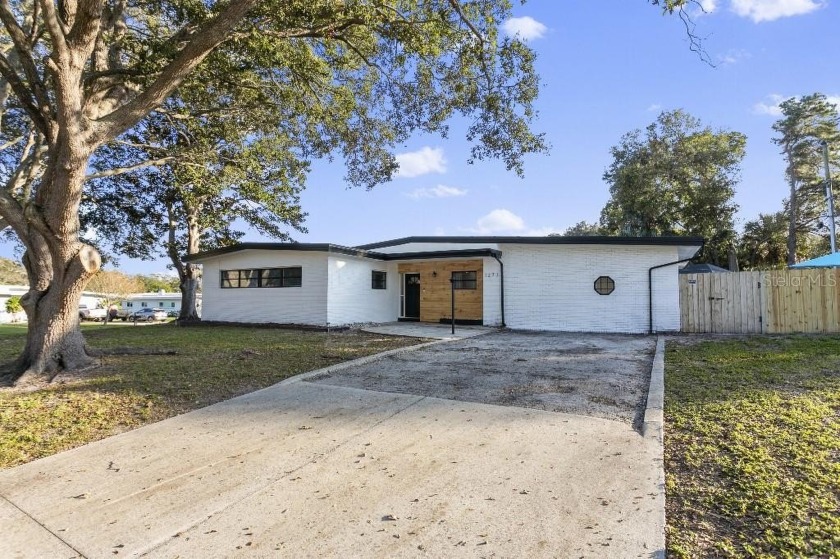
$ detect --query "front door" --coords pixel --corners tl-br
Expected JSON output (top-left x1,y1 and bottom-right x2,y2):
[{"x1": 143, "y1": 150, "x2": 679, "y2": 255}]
[{"x1": 404, "y1": 274, "x2": 421, "y2": 319}]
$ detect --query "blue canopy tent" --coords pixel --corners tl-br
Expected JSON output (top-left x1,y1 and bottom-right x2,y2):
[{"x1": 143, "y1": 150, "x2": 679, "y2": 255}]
[{"x1": 789, "y1": 252, "x2": 840, "y2": 268}]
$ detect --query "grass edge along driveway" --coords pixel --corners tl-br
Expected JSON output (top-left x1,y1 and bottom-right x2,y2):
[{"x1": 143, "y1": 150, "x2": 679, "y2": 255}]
[
  {"x1": 0, "y1": 324, "x2": 423, "y2": 470},
  {"x1": 664, "y1": 335, "x2": 840, "y2": 558}
]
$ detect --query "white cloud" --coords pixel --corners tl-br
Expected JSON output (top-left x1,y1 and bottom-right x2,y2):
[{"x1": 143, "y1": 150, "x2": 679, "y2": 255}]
[
  {"x1": 473, "y1": 209, "x2": 526, "y2": 234},
  {"x1": 700, "y1": 0, "x2": 719, "y2": 12},
  {"x1": 730, "y1": 0, "x2": 824, "y2": 22},
  {"x1": 690, "y1": 0, "x2": 718, "y2": 17},
  {"x1": 501, "y1": 16, "x2": 547, "y2": 41},
  {"x1": 523, "y1": 226, "x2": 563, "y2": 236},
  {"x1": 827, "y1": 96, "x2": 840, "y2": 108},
  {"x1": 466, "y1": 209, "x2": 559, "y2": 236},
  {"x1": 395, "y1": 147, "x2": 447, "y2": 178},
  {"x1": 406, "y1": 184, "x2": 467, "y2": 200},
  {"x1": 718, "y1": 49, "x2": 751, "y2": 66},
  {"x1": 647, "y1": 104, "x2": 662, "y2": 113},
  {"x1": 753, "y1": 93, "x2": 787, "y2": 116}
]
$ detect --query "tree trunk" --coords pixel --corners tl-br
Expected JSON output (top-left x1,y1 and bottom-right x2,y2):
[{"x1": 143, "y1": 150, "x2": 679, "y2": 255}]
[
  {"x1": 787, "y1": 175, "x2": 798, "y2": 265},
  {"x1": 13, "y1": 244, "x2": 101, "y2": 385},
  {"x1": 179, "y1": 272, "x2": 200, "y2": 321},
  {"x1": 166, "y1": 199, "x2": 202, "y2": 321}
]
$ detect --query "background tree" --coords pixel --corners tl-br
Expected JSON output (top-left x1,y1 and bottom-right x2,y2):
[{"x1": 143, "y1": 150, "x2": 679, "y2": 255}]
[
  {"x1": 85, "y1": 88, "x2": 309, "y2": 320},
  {"x1": 0, "y1": 0, "x2": 548, "y2": 382},
  {"x1": 135, "y1": 275, "x2": 180, "y2": 294},
  {"x1": 599, "y1": 109, "x2": 746, "y2": 265},
  {"x1": 557, "y1": 221, "x2": 603, "y2": 236},
  {"x1": 737, "y1": 211, "x2": 790, "y2": 270},
  {"x1": 87, "y1": 270, "x2": 144, "y2": 322},
  {"x1": 772, "y1": 94, "x2": 840, "y2": 264}
]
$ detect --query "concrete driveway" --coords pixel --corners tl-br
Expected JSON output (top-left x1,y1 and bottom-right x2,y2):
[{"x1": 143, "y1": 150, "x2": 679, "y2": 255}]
[{"x1": 0, "y1": 331, "x2": 663, "y2": 559}]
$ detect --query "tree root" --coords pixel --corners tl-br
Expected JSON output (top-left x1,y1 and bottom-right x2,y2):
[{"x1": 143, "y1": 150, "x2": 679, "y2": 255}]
[{"x1": 94, "y1": 347, "x2": 179, "y2": 356}]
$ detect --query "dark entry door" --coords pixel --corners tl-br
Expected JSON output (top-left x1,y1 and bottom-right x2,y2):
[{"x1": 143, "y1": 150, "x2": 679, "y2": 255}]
[{"x1": 404, "y1": 274, "x2": 420, "y2": 319}]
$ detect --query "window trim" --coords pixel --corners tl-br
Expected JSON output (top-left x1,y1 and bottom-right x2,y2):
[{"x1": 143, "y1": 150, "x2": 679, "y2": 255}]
[
  {"x1": 451, "y1": 270, "x2": 477, "y2": 290},
  {"x1": 220, "y1": 266, "x2": 303, "y2": 289},
  {"x1": 371, "y1": 270, "x2": 387, "y2": 290},
  {"x1": 594, "y1": 275, "x2": 615, "y2": 296}
]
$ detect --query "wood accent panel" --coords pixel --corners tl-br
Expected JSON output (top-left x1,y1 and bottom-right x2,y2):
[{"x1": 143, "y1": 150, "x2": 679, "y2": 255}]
[{"x1": 398, "y1": 260, "x2": 483, "y2": 323}]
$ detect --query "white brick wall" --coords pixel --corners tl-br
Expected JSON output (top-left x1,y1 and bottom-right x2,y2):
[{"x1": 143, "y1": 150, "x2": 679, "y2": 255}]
[
  {"x1": 499, "y1": 244, "x2": 682, "y2": 333},
  {"x1": 199, "y1": 250, "x2": 329, "y2": 324},
  {"x1": 196, "y1": 243, "x2": 688, "y2": 332},
  {"x1": 482, "y1": 256, "x2": 503, "y2": 326},
  {"x1": 327, "y1": 256, "x2": 399, "y2": 325}
]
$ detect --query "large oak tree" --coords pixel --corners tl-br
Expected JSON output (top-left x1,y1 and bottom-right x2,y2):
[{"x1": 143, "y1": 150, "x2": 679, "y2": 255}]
[{"x1": 0, "y1": 0, "x2": 549, "y2": 383}]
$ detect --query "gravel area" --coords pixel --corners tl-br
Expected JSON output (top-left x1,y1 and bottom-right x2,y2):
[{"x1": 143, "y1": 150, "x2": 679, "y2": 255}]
[{"x1": 309, "y1": 330, "x2": 656, "y2": 426}]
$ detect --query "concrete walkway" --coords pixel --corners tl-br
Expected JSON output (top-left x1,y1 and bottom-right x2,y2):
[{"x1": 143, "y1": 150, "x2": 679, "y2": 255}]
[{"x1": 361, "y1": 321, "x2": 494, "y2": 340}]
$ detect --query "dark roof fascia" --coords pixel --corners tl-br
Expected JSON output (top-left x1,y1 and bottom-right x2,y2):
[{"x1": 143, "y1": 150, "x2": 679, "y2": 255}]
[
  {"x1": 356, "y1": 235, "x2": 705, "y2": 250},
  {"x1": 183, "y1": 243, "x2": 386, "y2": 262},
  {"x1": 380, "y1": 249, "x2": 502, "y2": 261}
]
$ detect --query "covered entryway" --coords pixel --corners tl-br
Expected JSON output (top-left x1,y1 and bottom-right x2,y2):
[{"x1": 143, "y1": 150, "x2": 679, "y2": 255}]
[{"x1": 398, "y1": 259, "x2": 484, "y2": 324}]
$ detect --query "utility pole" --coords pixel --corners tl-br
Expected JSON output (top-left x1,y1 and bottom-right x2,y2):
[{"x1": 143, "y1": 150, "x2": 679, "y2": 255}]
[{"x1": 821, "y1": 140, "x2": 836, "y2": 253}]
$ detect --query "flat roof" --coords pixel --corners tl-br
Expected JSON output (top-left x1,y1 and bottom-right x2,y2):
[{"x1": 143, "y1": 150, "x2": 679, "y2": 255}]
[
  {"x1": 183, "y1": 243, "x2": 377, "y2": 262},
  {"x1": 356, "y1": 235, "x2": 704, "y2": 250},
  {"x1": 184, "y1": 236, "x2": 703, "y2": 263}
]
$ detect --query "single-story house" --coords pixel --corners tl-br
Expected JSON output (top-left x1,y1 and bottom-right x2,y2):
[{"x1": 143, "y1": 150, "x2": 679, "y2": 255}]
[
  {"x1": 120, "y1": 290, "x2": 201, "y2": 315},
  {"x1": 184, "y1": 236, "x2": 703, "y2": 334},
  {"x1": 0, "y1": 284, "x2": 106, "y2": 323}
]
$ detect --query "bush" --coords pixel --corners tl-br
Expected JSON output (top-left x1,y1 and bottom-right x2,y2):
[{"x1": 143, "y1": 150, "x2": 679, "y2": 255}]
[{"x1": 5, "y1": 295, "x2": 22, "y2": 315}]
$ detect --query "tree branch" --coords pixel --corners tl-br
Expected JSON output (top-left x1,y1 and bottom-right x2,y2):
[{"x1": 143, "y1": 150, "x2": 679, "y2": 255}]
[
  {"x1": 36, "y1": 0, "x2": 70, "y2": 58},
  {"x1": 0, "y1": 0, "x2": 54, "y2": 117},
  {"x1": 446, "y1": 0, "x2": 484, "y2": 43},
  {"x1": 0, "y1": 135, "x2": 24, "y2": 151},
  {"x1": 84, "y1": 156, "x2": 176, "y2": 181},
  {"x1": 94, "y1": 0, "x2": 259, "y2": 144}
]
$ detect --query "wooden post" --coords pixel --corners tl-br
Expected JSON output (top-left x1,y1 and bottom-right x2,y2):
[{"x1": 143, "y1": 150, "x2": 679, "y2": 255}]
[{"x1": 450, "y1": 276, "x2": 455, "y2": 335}]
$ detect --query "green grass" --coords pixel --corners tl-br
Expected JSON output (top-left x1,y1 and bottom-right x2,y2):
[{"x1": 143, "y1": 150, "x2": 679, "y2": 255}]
[
  {"x1": 0, "y1": 324, "x2": 423, "y2": 470},
  {"x1": 665, "y1": 336, "x2": 840, "y2": 558}
]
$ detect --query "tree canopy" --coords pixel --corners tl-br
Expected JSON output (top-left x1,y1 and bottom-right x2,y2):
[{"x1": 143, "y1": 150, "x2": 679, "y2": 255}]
[
  {"x1": 772, "y1": 93, "x2": 840, "y2": 265},
  {"x1": 0, "y1": 0, "x2": 550, "y2": 380},
  {"x1": 600, "y1": 109, "x2": 746, "y2": 265}
]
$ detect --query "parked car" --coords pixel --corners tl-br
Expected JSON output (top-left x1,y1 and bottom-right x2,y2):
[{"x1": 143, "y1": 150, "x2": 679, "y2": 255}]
[
  {"x1": 127, "y1": 308, "x2": 168, "y2": 322},
  {"x1": 79, "y1": 305, "x2": 108, "y2": 321}
]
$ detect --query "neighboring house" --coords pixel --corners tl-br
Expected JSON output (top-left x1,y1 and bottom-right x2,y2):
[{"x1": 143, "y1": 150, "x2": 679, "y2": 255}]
[
  {"x1": 120, "y1": 290, "x2": 201, "y2": 315},
  {"x1": 185, "y1": 236, "x2": 703, "y2": 334},
  {"x1": 0, "y1": 285, "x2": 106, "y2": 323}
]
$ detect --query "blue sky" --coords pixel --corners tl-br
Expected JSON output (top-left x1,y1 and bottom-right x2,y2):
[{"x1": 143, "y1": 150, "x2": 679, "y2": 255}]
[
  {"x1": 4, "y1": 0, "x2": 839, "y2": 275},
  {"x1": 293, "y1": 1, "x2": 840, "y2": 248}
]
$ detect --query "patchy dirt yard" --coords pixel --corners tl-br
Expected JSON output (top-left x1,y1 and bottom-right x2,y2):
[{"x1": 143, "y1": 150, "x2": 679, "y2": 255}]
[{"x1": 309, "y1": 331, "x2": 655, "y2": 426}]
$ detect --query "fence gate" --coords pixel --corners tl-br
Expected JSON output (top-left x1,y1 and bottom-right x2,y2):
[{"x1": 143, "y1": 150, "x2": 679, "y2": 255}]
[{"x1": 679, "y1": 272, "x2": 763, "y2": 334}]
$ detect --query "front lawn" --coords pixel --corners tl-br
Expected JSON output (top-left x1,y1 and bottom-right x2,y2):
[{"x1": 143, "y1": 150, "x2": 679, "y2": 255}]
[
  {"x1": 665, "y1": 336, "x2": 840, "y2": 558},
  {"x1": 0, "y1": 324, "x2": 423, "y2": 470}
]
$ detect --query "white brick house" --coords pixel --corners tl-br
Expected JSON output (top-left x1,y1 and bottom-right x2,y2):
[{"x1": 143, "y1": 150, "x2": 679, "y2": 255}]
[{"x1": 185, "y1": 236, "x2": 702, "y2": 334}]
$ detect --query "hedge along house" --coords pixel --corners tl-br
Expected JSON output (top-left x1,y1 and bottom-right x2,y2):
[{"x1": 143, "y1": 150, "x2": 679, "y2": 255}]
[{"x1": 183, "y1": 236, "x2": 703, "y2": 334}]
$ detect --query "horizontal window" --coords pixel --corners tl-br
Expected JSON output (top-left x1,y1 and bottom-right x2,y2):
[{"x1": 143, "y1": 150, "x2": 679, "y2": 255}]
[
  {"x1": 372, "y1": 271, "x2": 387, "y2": 290},
  {"x1": 221, "y1": 267, "x2": 302, "y2": 288},
  {"x1": 452, "y1": 271, "x2": 477, "y2": 290}
]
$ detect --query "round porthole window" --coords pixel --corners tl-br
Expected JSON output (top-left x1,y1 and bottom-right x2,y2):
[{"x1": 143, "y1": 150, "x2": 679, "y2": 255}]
[{"x1": 594, "y1": 276, "x2": 615, "y2": 295}]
